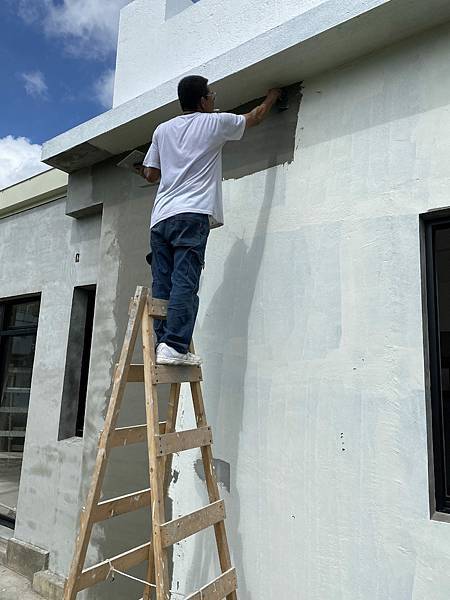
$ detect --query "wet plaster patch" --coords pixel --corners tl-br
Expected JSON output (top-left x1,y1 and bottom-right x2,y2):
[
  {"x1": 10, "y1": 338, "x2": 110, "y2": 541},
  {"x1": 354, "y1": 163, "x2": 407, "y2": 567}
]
[{"x1": 223, "y1": 83, "x2": 302, "y2": 181}]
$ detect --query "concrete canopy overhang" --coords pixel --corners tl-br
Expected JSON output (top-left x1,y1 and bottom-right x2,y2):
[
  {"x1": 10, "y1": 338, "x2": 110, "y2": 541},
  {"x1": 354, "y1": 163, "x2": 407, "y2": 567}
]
[{"x1": 42, "y1": 0, "x2": 450, "y2": 172}]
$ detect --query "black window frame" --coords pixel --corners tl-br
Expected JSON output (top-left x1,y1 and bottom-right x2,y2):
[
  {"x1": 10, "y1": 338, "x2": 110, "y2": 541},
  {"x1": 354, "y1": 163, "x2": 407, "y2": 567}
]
[
  {"x1": 76, "y1": 287, "x2": 95, "y2": 437},
  {"x1": 423, "y1": 213, "x2": 450, "y2": 513},
  {"x1": 58, "y1": 285, "x2": 96, "y2": 440},
  {"x1": 0, "y1": 294, "x2": 41, "y2": 528},
  {"x1": 0, "y1": 298, "x2": 40, "y2": 337},
  {"x1": 0, "y1": 295, "x2": 41, "y2": 403}
]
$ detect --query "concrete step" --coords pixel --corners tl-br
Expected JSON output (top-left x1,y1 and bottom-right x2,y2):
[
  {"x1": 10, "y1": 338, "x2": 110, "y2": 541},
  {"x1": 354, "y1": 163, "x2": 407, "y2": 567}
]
[
  {"x1": 33, "y1": 570, "x2": 65, "y2": 600},
  {"x1": 0, "y1": 538, "x2": 7, "y2": 566}
]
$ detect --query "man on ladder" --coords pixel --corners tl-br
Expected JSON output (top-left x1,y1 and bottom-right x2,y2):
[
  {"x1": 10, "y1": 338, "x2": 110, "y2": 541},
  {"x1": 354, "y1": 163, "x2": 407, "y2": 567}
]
[{"x1": 138, "y1": 76, "x2": 281, "y2": 366}]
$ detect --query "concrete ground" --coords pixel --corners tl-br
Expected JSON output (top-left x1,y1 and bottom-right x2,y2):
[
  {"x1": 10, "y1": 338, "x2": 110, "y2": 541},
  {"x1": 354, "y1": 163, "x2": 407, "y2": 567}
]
[
  {"x1": 0, "y1": 524, "x2": 43, "y2": 600},
  {"x1": 0, "y1": 564, "x2": 43, "y2": 599}
]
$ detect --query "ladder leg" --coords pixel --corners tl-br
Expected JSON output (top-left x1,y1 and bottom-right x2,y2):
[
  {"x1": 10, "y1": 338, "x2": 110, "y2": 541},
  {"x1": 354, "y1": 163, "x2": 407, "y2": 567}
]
[
  {"x1": 163, "y1": 383, "x2": 181, "y2": 492},
  {"x1": 190, "y1": 378, "x2": 238, "y2": 600},
  {"x1": 64, "y1": 287, "x2": 147, "y2": 600},
  {"x1": 143, "y1": 294, "x2": 170, "y2": 600},
  {"x1": 143, "y1": 382, "x2": 180, "y2": 600},
  {"x1": 143, "y1": 551, "x2": 156, "y2": 600}
]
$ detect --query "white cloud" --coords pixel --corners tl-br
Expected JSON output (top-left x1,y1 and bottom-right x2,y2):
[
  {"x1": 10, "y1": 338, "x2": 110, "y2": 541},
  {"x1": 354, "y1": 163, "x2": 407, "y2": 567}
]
[
  {"x1": 0, "y1": 136, "x2": 50, "y2": 190},
  {"x1": 94, "y1": 69, "x2": 115, "y2": 109},
  {"x1": 21, "y1": 71, "x2": 49, "y2": 99},
  {"x1": 18, "y1": 0, "x2": 133, "y2": 58}
]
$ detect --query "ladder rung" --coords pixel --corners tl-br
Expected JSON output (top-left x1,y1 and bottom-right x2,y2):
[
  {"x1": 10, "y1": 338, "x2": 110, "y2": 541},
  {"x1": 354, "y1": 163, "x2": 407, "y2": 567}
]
[
  {"x1": 160, "y1": 500, "x2": 225, "y2": 548},
  {"x1": 126, "y1": 364, "x2": 202, "y2": 384},
  {"x1": 92, "y1": 488, "x2": 151, "y2": 522},
  {"x1": 149, "y1": 298, "x2": 168, "y2": 319},
  {"x1": 111, "y1": 424, "x2": 147, "y2": 447},
  {"x1": 110, "y1": 421, "x2": 166, "y2": 448},
  {"x1": 154, "y1": 364, "x2": 202, "y2": 384},
  {"x1": 156, "y1": 426, "x2": 212, "y2": 456},
  {"x1": 185, "y1": 568, "x2": 237, "y2": 600},
  {"x1": 77, "y1": 542, "x2": 151, "y2": 591}
]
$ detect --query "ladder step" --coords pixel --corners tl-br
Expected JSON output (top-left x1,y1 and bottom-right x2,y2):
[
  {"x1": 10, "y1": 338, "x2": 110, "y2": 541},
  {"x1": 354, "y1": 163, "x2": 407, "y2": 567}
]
[
  {"x1": 154, "y1": 364, "x2": 202, "y2": 384},
  {"x1": 160, "y1": 500, "x2": 225, "y2": 548},
  {"x1": 156, "y1": 426, "x2": 212, "y2": 456},
  {"x1": 111, "y1": 421, "x2": 166, "y2": 448},
  {"x1": 126, "y1": 364, "x2": 202, "y2": 384},
  {"x1": 110, "y1": 421, "x2": 166, "y2": 448},
  {"x1": 185, "y1": 568, "x2": 238, "y2": 600},
  {"x1": 111, "y1": 424, "x2": 147, "y2": 447},
  {"x1": 77, "y1": 542, "x2": 151, "y2": 592},
  {"x1": 149, "y1": 298, "x2": 168, "y2": 319},
  {"x1": 92, "y1": 488, "x2": 151, "y2": 522}
]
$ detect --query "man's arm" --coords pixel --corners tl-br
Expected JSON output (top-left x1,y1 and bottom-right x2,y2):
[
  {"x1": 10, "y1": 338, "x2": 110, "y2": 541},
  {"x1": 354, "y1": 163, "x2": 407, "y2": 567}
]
[
  {"x1": 134, "y1": 164, "x2": 161, "y2": 183},
  {"x1": 244, "y1": 88, "x2": 281, "y2": 128},
  {"x1": 136, "y1": 127, "x2": 161, "y2": 183},
  {"x1": 143, "y1": 166, "x2": 161, "y2": 183}
]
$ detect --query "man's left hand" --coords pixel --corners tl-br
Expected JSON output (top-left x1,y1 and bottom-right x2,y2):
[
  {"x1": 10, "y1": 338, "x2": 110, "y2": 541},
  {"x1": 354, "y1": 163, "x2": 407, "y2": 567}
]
[{"x1": 133, "y1": 163, "x2": 145, "y2": 176}]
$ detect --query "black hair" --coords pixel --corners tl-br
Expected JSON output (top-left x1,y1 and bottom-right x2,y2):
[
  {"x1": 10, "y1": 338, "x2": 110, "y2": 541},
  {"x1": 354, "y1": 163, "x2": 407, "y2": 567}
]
[{"x1": 178, "y1": 76, "x2": 209, "y2": 111}]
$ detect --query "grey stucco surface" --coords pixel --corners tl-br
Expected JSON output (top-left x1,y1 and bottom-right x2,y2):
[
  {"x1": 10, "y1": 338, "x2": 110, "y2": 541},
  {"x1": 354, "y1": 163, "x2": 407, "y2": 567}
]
[
  {"x1": 68, "y1": 166, "x2": 155, "y2": 599},
  {"x1": 0, "y1": 198, "x2": 101, "y2": 580},
  {"x1": 166, "y1": 22, "x2": 450, "y2": 600},
  {"x1": 0, "y1": 165, "x2": 170, "y2": 598}
]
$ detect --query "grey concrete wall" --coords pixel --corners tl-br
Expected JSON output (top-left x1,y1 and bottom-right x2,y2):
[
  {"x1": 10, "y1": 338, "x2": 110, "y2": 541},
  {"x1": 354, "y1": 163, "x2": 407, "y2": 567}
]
[
  {"x1": 0, "y1": 198, "x2": 101, "y2": 578},
  {"x1": 168, "y1": 21, "x2": 450, "y2": 600},
  {"x1": 0, "y1": 164, "x2": 170, "y2": 598},
  {"x1": 71, "y1": 163, "x2": 158, "y2": 599}
]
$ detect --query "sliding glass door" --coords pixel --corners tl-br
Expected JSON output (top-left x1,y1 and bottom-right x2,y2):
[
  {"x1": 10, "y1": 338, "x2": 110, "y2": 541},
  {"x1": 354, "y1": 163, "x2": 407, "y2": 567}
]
[{"x1": 0, "y1": 297, "x2": 40, "y2": 527}]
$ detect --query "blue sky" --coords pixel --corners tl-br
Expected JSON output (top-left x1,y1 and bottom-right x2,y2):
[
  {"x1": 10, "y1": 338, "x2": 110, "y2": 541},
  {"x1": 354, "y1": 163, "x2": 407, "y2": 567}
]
[
  {"x1": 1, "y1": 5, "x2": 112, "y2": 144},
  {"x1": 0, "y1": 0, "x2": 200, "y2": 190},
  {"x1": 0, "y1": 0, "x2": 133, "y2": 189}
]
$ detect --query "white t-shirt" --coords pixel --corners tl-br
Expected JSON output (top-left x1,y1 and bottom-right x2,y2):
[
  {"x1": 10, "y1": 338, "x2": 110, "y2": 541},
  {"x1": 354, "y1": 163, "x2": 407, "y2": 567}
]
[{"x1": 143, "y1": 112, "x2": 246, "y2": 229}]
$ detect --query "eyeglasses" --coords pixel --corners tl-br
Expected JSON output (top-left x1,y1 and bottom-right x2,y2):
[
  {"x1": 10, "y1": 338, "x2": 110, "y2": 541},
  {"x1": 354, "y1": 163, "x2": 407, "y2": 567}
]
[{"x1": 206, "y1": 91, "x2": 217, "y2": 100}]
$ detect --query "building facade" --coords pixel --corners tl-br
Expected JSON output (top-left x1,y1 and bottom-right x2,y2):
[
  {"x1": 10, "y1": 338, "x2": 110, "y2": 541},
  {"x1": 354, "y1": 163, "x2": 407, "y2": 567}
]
[{"x1": 2, "y1": 0, "x2": 450, "y2": 598}]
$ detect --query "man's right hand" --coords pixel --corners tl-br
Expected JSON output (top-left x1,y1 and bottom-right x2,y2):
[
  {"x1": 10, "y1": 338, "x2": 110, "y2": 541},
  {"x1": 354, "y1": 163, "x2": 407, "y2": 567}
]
[
  {"x1": 244, "y1": 87, "x2": 283, "y2": 129},
  {"x1": 267, "y1": 88, "x2": 282, "y2": 103}
]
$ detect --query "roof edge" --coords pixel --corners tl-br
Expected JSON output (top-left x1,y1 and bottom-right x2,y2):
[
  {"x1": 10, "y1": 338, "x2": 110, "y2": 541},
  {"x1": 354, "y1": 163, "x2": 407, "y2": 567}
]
[{"x1": 0, "y1": 169, "x2": 68, "y2": 220}]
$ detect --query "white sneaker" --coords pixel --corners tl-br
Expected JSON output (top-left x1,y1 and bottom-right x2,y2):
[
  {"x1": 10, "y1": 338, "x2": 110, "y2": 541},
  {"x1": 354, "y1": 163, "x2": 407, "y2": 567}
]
[{"x1": 156, "y1": 343, "x2": 202, "y2": 366}]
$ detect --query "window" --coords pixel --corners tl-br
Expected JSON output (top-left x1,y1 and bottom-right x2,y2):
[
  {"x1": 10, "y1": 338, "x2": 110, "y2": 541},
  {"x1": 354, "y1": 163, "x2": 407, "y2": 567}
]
[
  {"x1": 0, "y1": 296, "x2": 40, "y2": 527},
  {"x1": 423, "y1": 215, "x2": 450, "y2": 513},
  {"x1": 58, "y1": 285, "x2": 96, "y2": 440}
]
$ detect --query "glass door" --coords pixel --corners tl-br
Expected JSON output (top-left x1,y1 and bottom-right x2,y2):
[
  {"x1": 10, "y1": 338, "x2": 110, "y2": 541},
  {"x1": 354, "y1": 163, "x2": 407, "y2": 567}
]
[{"x1": 0, "y1": 298, "x2": 40, "y2": 527}]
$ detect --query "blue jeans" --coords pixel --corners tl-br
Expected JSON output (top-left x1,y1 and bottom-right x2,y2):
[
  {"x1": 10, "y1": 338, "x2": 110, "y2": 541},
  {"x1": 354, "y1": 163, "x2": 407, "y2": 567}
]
[{"x1": 149, "y1": 212, "x2": 210, "y2": 354}]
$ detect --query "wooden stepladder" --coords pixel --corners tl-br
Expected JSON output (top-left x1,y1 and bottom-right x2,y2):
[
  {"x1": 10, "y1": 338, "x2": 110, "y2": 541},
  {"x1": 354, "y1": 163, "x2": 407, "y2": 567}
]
[{"x1": 63, "y1": 286, "x2": 238, "y2": 600}]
